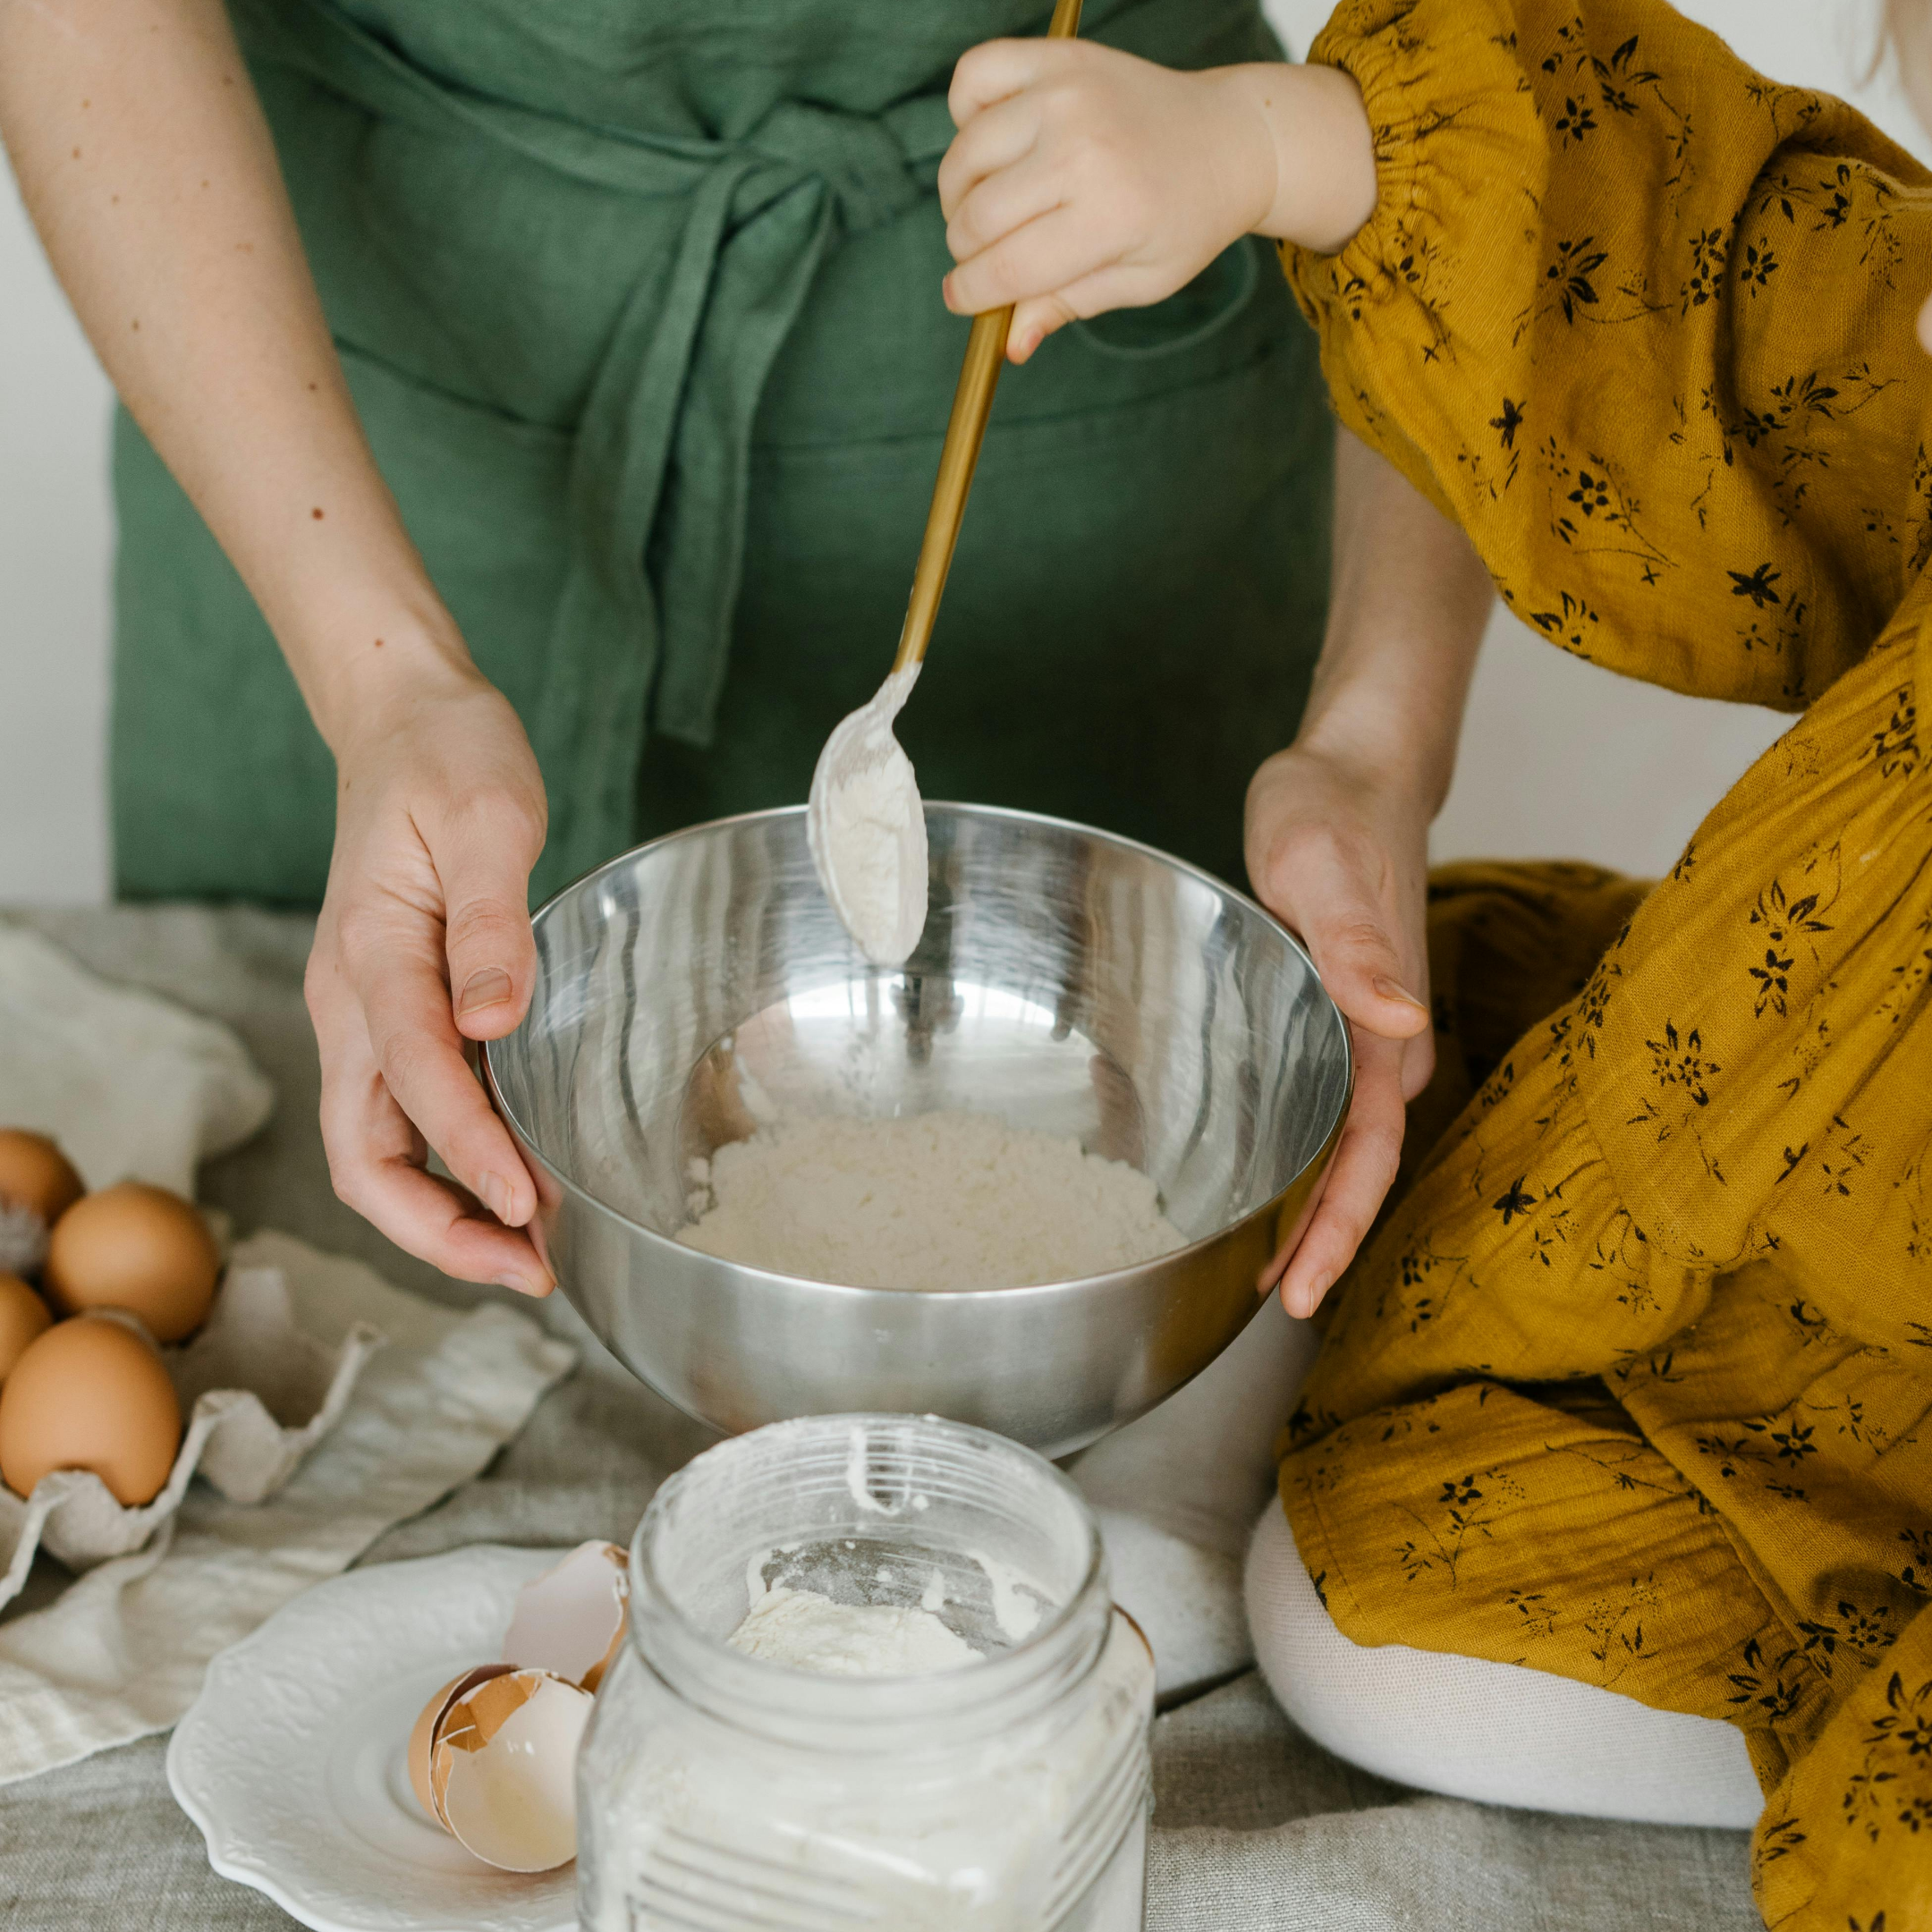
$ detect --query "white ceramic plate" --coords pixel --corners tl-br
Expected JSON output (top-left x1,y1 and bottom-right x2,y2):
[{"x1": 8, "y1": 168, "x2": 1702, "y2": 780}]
[{"x1": 167, "y1": 1545, "x2": 580, "y2": 1932}]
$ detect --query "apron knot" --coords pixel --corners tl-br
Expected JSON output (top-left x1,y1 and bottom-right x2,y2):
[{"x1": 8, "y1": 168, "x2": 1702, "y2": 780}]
[{"x1": 748, "y1": 98, "x2": 928, "y2": 233}]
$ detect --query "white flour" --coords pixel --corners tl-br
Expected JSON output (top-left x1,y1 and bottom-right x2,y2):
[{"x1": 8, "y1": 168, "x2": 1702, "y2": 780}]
[
  {"x1": 728, "y1": 1584, "x2": 982, "y2": 1675},
  {"x1": 677, "y1": 1110, "x2": 1185, "y2": 1290},
  {"x1": 807, "y1": 664, "x2": 928, "y2": 965},
  {"x1": 822, "y1": 750, "x2": 921, "y2": 958}
]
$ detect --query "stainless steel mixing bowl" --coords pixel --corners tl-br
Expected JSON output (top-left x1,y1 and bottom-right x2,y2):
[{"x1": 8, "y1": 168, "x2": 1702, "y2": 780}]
[{"x1": 484, "y1": 804, "x2": 1350, "y2": 1457}]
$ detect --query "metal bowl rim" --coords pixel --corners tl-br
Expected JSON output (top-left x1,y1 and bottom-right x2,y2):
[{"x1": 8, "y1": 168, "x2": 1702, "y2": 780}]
[{"x1": 483, "y1": 801, "x2": 1354, "y2": 1301}]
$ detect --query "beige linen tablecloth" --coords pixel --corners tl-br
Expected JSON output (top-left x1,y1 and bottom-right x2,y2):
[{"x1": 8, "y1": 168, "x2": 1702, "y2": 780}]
[{"x1": 0, "y1": 907, "x2": 1760, "y2": 1931}]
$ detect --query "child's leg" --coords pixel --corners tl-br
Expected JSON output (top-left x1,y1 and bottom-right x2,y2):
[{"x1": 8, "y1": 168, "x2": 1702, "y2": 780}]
[
  {"x1": 1068, "y1": 1300, "x2": 1319, "y2": 1703},
  {"x1": 1244, "y1": 1504, "x2": 1762, "y2": 1829},
  {"x1": 1071, "y1": 1293, "x2": 1321, "y2": 1556}
]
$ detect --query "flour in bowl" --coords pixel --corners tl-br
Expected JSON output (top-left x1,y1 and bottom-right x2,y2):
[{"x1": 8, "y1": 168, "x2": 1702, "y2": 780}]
[{"x1": 676, "y1": 1110, "x2": 1184, "y2": 1290}]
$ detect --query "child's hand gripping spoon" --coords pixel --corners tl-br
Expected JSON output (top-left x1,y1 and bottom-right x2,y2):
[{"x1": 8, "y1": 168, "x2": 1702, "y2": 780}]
[{"x1": 807, "y1": 0, "x2": 1084, "y2": 965}]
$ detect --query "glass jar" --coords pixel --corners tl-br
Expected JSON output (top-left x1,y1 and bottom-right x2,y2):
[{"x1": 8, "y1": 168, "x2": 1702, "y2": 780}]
[{"x1": 579, "y1": 1413, "x2": 1155, "y2": 1930}]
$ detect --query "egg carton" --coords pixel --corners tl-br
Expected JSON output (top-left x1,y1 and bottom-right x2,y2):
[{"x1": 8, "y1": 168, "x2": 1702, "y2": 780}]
[
  {"x1": 0, "y1": 1264, "x2": 383, "y2": 1611},
  {"x1": 0, "y1": 1199, "x2": 48, "y2": 1278}
]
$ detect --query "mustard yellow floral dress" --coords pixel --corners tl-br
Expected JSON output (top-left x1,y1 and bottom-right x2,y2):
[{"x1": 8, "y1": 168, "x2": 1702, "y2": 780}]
[{"x1": 1276, "y1": 4, "x2": 1932, "y2": 1927}]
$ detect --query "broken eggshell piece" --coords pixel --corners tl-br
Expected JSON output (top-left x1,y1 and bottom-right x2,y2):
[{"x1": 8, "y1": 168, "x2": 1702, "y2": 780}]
[
  {"x1": 407, "y1": 1664, "x2": 512, "y2": 1823},
  {"x1": 502, "y1": 1538, "x2": 629, "y2": 1692},
  {"x1": 402, "y1": 1540, "x2": 625, "y2": 1872},
  {"x1": 428, "y1": 1668, "x2": 593, "y2": 1874}
]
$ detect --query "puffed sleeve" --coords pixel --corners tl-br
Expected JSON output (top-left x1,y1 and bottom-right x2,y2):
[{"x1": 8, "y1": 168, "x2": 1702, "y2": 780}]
[{"x1": 1284, "y1": 0, "x2": 1932, "y2": 710}]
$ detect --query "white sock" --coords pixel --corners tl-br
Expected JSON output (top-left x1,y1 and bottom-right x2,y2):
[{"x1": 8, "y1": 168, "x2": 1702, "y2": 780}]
[{"x1": 1244, "y1": 1501, "x2": 1763, "y2": 1830}]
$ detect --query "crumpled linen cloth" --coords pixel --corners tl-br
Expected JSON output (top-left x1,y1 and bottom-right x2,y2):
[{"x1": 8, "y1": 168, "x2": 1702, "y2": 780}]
[
  {"x1": 0, "y1": 1230, "x2": 574, "y2": 1786},
  {"x1": 0, "y1": 907, "x2": 1760, "y2": 1931},
  {"x1": 0, "y1": 923, "x2": 576, "y2": 1785},
  {"x1": 0, "y1": 923, "x2": 275, "y2": 1198}
]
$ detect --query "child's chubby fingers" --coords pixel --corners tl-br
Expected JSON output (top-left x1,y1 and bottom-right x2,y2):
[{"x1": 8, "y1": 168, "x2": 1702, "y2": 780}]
[
  {"x1": 943, "y1": 207, "x2": 1116, "y2": 320},
  {"x1": 1005, "y1": 270, "x2": 1140, "y2": 360},
  {"x1": 944, "y1": 148, "x2": 1062, "y2": 271},
  {"x1": 937, "y1": 93, "x2": 1043, "y2": 224},
  {"x1": 948, "y1": 36, "x2": 1067, "y2": 130},
  {"x1": 938, "y1": 38, "x2": 1267, "y2": 341},
  {"x1": 1006, "y1": 292, "x2": 1079, "y2": 362}
]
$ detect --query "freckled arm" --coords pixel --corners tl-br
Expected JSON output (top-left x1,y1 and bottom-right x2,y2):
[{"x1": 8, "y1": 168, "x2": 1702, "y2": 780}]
[
  {"x1": 0, "y1": 0, "x2": 474, "y2": 746},
  {"x1": 2, "y1": 0, "x2": 561, "y2": 1295}
]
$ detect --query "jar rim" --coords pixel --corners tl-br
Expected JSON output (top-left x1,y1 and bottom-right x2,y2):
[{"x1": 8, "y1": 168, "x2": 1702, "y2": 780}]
[{"x1": 626, "y1": 1413, "x2": 1108, "y2": 1734}]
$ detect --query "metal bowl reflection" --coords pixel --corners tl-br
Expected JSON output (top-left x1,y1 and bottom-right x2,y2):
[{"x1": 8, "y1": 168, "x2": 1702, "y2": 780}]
[{"x1": 484, "y1": 804, "x2": 1349, "y2": 1457}]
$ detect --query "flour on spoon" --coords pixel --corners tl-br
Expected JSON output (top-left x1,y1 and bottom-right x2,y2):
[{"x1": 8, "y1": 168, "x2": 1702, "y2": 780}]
[{"x1": 807, "y1": 664, "x2": 928, "y2": 966}]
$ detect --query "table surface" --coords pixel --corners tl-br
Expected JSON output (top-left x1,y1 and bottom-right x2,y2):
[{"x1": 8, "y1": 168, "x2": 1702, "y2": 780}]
[{"x1": 1, "y1": 906, "x2": 1760, "y2": 1932}]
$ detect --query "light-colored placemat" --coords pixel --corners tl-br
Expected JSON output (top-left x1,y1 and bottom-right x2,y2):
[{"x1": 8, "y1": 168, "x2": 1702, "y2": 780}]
[{"x1": 0, "y1": 907, "x2": 1759, "y2": 1932}]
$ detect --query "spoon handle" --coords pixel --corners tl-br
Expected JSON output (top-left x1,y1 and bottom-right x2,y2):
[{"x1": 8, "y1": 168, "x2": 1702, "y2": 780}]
[{"x1": 891, "y1": 0, "x2": 1084, "y2": 675}]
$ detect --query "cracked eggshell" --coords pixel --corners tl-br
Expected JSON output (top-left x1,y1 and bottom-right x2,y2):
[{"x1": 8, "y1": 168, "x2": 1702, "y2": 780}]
[
  {"x1": 428, "y1": 1668, "x2": 592, "y2": 1873},
  {"x1": 407, "y1": 1664, "x2": 513, "y2": 1823},
  {"x1": 502, "y1": 1538, "x2": 629, "y2": 1691}
]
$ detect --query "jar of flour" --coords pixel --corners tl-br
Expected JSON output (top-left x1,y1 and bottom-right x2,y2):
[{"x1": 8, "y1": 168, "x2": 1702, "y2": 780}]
[{"x1": 579, "y1": 1414, "x2": 1155, "y2": 1929}]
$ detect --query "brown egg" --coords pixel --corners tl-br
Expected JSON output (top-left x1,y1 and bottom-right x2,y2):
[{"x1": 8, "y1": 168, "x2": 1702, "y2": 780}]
[
  {"x1": 43, "y1": 1182, "x2": 220, "y2": 1343},
  {"x1": 0, "y1": 1314, "x2": 182, "y2": 1504},
  {"x1": 0, "y1": 1275, "x2": 53, "y2": 1383},
  {"x1": 0, "y1": 1130, "x2": 85, "y2": 1227}
]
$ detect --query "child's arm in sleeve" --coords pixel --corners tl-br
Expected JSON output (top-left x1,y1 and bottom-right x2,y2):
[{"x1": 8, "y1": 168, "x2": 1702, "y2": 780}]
[{"x1": 941, "y1": 1, "x2": 1932, "y2": 711}]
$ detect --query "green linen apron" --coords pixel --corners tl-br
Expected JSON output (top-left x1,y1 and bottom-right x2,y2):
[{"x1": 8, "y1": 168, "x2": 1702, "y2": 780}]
[{"x1": 112, "y1": 0, "x2": 1333, "y2": 905}]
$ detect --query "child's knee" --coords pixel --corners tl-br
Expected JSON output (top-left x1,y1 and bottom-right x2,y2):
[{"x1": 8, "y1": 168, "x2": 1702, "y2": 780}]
[{"x1": 1241, "y1": 1503, "x2": 1762, "y2": 1829}]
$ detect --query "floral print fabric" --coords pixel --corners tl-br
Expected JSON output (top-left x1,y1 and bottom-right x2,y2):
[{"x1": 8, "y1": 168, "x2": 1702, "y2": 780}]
[{"x1": 1278, "y1": 4, "x2": 1932, "y2": 1926}]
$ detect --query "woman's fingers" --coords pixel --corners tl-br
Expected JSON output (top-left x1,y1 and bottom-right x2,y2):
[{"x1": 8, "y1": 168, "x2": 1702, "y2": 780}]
[
  {"x1": 1254, "y1": 807, "x2": 1431, "y2": 1045},
  {"x1": 436, "y1": 792, "x2": 544, "y2": 1046},
  {"x1": 303, "y1": 675, "x2": 555, "y2": 1287},
  {"x1": 1273, "y1": 1028, "x2": 1407, "y2": 1318},
  {"x1": 307, "y1": 936, "x2": 553, "y2": 1292},
  {"x1": 350, "y1": 926, "x2": 539, "y2": 1232},
  {"x1": 1399, "y1": 1027, "x2": 1438, "y2": 1104},
  {"x1": 1296, "y1": 894, "x2": 1430, "y2": 1043}
]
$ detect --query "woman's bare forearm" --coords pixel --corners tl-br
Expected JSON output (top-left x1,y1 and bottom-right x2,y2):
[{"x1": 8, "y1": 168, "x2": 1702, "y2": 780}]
[
  {"x1": 0, "y1": 0, "x2": 470, "y2": 753},
  {"x1": 1296, "y1": 432, "x2": 1494, "y2": 815}
]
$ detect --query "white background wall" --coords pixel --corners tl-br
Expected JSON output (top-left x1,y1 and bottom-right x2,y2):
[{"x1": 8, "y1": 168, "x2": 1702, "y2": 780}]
[{"x1": 0, "y1": 2, "x2": 1919, "y2": 904}]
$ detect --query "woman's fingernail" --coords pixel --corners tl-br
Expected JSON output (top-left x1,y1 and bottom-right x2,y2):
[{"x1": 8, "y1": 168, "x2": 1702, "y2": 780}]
[
  {"x1": 1293, "y1": 1273, "x2": 1331, "y2": 1318},
  {"x1": 1371, "y1": 975, "x2": 1427, "y2": 1011},
  {"x1": 458, "y1": 967, "x2": 513, "y2": 1017},
  {"x1": 481, "y1": 1174, "x2": 513, "y2": 1224},
  {"x1": 493, "y1": 1270, "x2": 541, "y2": 1296}
]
